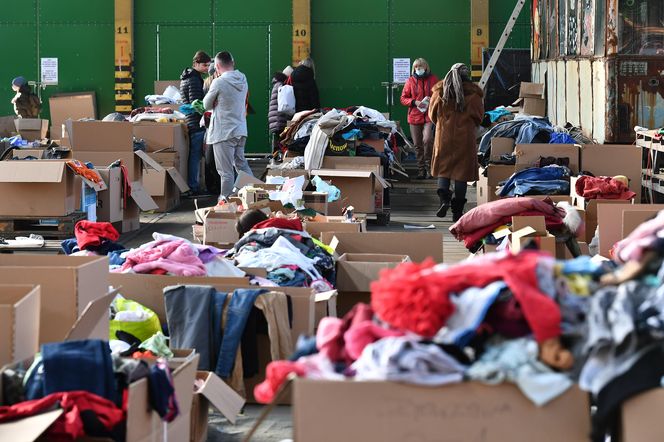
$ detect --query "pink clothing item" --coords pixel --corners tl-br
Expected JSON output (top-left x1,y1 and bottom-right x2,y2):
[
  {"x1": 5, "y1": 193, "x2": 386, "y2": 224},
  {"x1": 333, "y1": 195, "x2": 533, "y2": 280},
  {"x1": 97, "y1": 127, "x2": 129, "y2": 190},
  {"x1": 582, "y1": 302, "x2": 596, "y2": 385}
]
[
  {"x1": 254, "y1": 360, "x2": 307, "y2": 404},
  {"x1": 612, "y1": 210, "x2": 664, "y2": 263},
  {"x1": 344, "y1": 321, "x2": 404, "y2": 361},
  {"x1": 121, "y1": 239, "x2": 207, "y2": 276},
  {"x1": 316, "y1": 318, "x2": 345, "y2": 361},
  {"x1": 450, "y1": 197, "x2": 563, "y2": 240},
  {"x1": 575, "y1": 175, "x2": 636, "y2": 200}
]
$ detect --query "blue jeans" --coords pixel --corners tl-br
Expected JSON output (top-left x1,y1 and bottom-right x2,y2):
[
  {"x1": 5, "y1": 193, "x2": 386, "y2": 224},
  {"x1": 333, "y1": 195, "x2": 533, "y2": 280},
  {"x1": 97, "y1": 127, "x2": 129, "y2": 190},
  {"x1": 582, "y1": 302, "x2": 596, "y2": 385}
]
[
  {"x1": 499, "y1": 166, "x2": 568, "y2": 197},
  {"x1": 215, "y1": 289, "x2": 265, "y2": 378},
  {"x1": 188, "y1": 129, "x2": 205, "y2": 191}
]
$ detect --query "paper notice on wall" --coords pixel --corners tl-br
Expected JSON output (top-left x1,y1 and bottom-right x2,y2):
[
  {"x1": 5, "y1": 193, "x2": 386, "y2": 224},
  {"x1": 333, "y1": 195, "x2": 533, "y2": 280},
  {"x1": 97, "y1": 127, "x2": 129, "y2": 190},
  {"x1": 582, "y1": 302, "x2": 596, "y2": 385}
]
[
  {"x1": 393, "y1": 58, "x2": 411, "y2": 84},
  {"x1": 41, "y1": 58, "x2": 58, "y2": 85}
]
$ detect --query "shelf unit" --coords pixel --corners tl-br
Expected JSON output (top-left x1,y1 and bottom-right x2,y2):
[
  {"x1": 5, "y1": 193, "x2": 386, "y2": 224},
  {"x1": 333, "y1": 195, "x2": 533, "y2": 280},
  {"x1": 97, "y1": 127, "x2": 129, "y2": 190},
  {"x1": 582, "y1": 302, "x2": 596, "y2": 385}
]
[{"x1": 639, "y1": 131, "x2": 664, "y2": 201}]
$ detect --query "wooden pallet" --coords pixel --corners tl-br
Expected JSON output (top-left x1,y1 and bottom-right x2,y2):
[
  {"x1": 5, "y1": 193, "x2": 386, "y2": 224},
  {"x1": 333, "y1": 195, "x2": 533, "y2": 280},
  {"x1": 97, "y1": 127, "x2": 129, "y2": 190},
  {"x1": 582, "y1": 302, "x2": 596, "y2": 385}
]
[{"x1": 0, "y1": 212, "x2": 87, "y2": 240}]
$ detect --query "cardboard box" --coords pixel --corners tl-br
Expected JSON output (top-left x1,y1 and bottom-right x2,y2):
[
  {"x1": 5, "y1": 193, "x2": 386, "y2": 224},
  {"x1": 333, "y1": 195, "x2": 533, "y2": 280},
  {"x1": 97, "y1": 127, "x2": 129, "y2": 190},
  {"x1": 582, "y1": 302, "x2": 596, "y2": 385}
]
[
  {"x1": 133, "y1": 122, "x2": 189, "y2": 180},
  {"x1": 580, "y1": 144, "x2": 643, "y2": 202},
  {"x1": 154, "y1": 80, "x2": 182, "y2": 95},
  {"x1": 239, "y1": 186, "x2": 270, "y2": 208},
  {"x1": 66, "y1": 120, "x2": 133, "y2": 152},
  {"x1": 336, "y1": 253, "x2": 410, "y2": 292},
  {"x1": 622, "y1": 210, "x2": 657, "y2": 238},
  {"x1": 73, "y1": 150, "x2": 142, "y2": 181},
  {"x1": 310, "y1": 169, "x2": 388, "y2": 214},
  {"x1": 510, "y1": 216, "x2": 556, "y2": 256},
  {"x1": 304, "y1": 217, "x2": 366, "y2": 239},
  {"x1": 519, "y1": 81, "x2": 545, "y2": 98},
  {"x1": 303, "y1": 191, "x2": 329, "y2": 215},
  {"x1": 7, "y1": 148, "x2": 45, "y2": 160},
  {"x1": 190, "y1": 371, "x2": 245, "y2": 442},
  {"x1": 0, "y1": 349, "x2": 199, "y2": 442},
  {"x1": 321, "y1": 156, "x2": 382, "y2": 176},
  {"x1": 514, "y1": 143, "x2": 580, "y2": 174},
  {"x1": 14, "y1": 118, "x2": 48, "y2": 141},
  {"x1": 325, "y1": 232, "x2": 444, "y2": 263},
  {"x1": 149, "y1": 149, "x2": 180, "y2": 168},
  {"x1": 266, "y1": 168, "x2": 309, "y2": 180},
  {"x1": 293, "y1": 380, "x2": 589, "y2": 442},
  {"x1": 143, "y1": 164, "x2": 189, "y2": 213},
  {"x1": 490, "y1": 137, "x2": 515, "y2": 162},
  {"x1": 597, "y1": 204, "x2": 664, "y2": 257},
  {"x1": 0, "y1": 285, "x2": 40, "y2": 367},
  {"x1": 0, "y1": 160, "x2": 77, "y2": 216},
  {"x1": 521, "y1": 97, "x2": 546, "y2": 116},
  {"x1": 198, "y1": 209, "x2": 241, "y2": 246},
  {"x1": 48, "y1": 92, "x2": 96, "y2": 136},
  {"x1": 97, "y1": 166, "x2": 124, "y2": 223},
  {"x1": 0, "y1": 255, "x2": 108, "y2": 343},
  {"x1": 622, "y1": 389, "x2": 664, "y2": 442},
  {"x1": 0, "y1": 115, "x2": 16, "y2": 137},
  {"x1": 556, "y1": 241, "x2": 590, "y2": 259},
  {"x1": 477, "y1": 165, "x2": 516, "y2": 205}
]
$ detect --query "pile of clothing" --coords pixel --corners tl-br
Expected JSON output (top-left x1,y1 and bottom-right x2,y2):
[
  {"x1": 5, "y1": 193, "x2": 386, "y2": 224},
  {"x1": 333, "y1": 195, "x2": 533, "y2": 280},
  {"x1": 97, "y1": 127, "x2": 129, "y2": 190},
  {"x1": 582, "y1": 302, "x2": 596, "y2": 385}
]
[
  {"x1": 163, "y1": 286, "x2": 293, "y2": 396},
  {"x1": 575, "y1": 174, "x2": 635, "y2": 200},
  {"x1": 253, "y1": 251, "x2": 611, "y2": 408},
  {"x1": 478, "y1": 116, "x2": 554, "y2": 166},
  {"x1": 62, "y1": 221, "x2": 126, "y2": 256},
  {"x1": 449, "y1": 197, "x2": 582, "y2": 251},
  {"x1": 111, "y1": 232, "x2": 244, "y2": 277},
  {"x1": 498, "y1": 165, "x2": 571, "y2": 197},
  {"x1": 227, "y1": 218, "x2": 335, "y2": 291},
  {"x1": 0, "y1": 339, "x2": 180, "y2": 440}
]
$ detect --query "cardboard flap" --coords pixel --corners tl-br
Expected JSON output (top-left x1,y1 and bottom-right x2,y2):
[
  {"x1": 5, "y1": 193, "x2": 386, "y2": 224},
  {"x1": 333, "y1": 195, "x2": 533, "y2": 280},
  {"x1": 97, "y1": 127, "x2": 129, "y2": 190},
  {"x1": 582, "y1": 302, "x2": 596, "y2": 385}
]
[
  {"x1": 0, "y1": 408, "x2": 63, "y2": 440},
  {"x1": 512, "y1": 216, "x2": 547, "y2": 234},
  {"x1": 234, "y1": 170, "x2": 264, "y2": 189},
  {"x1": 195, "y1": 371, "x2": 245, "y2": 424},
  {"x1": 130, "y1": 181, "x2": 159, "y2": 211},
  {"x1": 65, "y1": 290, "x2": 118, "y2": 341},
  {"x1": 166, "y1": 168, "x2": 190, "y2": 192},
  {"x1": 134, "y1": 150, "x2": 165, "y2": 172},
  {"x1": 314, "y1": 290, "x2": 338, "y2": 303},
  {"x1": 492, "y1": 226, "x2": 512, "y2": 239},
  {"x1": 512, "y1": 226, "x2": 538, "y2": 238},
  {"x1": 0, "y1": 161, "x2": 66, "y2": 183},
  {"x1": 311, "y1": 169, "x2": 374, "y2": 179}
]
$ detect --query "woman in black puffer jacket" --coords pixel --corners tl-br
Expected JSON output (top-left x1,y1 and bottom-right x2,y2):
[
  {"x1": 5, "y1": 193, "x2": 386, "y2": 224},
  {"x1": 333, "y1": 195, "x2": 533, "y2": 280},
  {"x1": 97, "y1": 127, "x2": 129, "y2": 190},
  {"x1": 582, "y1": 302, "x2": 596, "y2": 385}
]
[
  {"x1": 268, "y1": 72, "x2": 289, "y2": 154},
  {"x1": 291, "y1": 57, "x2": 320, "y2": 113}
]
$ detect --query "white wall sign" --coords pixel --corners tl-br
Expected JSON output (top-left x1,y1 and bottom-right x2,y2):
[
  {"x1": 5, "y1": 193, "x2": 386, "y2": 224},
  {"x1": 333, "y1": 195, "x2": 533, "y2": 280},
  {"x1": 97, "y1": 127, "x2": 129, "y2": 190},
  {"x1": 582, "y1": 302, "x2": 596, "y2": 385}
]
[
  {"x1": 393, "y1": 58, "x2": 411, "y2": 84},
  {"x1": 41, "y1": 58, "x2": 58, "y2": 85}
]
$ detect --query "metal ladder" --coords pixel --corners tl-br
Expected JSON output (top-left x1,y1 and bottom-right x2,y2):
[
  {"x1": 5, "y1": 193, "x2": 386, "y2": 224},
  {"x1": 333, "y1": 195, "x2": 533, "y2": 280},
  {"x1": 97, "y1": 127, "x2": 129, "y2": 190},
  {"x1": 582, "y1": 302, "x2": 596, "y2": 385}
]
[{"x1": 478, "y1": 0, "x2": 527, "y2": 90}]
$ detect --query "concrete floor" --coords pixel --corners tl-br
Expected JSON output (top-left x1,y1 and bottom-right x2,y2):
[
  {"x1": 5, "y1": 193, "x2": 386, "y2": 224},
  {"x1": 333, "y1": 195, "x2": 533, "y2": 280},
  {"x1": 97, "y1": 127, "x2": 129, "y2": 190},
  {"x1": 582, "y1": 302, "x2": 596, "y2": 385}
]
[{"x1": 118, "y1": 174, "x2": 476, "y2": 442}]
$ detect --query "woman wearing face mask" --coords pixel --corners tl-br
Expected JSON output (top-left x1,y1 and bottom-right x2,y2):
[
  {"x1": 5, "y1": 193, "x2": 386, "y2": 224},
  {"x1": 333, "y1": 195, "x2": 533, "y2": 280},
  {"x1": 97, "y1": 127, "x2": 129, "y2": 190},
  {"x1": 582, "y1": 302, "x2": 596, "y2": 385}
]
[
  {"x1": 400, "y1": 58, "x2": 439, "y2": 180},
  {"x1": 429, "y1": 63, "x2": 484, "y2": 221}
]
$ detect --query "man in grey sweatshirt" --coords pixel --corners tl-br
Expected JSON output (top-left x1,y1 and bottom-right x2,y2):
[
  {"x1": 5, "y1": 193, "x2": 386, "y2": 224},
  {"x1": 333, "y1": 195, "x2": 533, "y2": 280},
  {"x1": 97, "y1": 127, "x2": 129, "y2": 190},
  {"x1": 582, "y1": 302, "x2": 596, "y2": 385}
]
[{"x1": 203, "y1": 51, "x2": 254, "y2": 200}]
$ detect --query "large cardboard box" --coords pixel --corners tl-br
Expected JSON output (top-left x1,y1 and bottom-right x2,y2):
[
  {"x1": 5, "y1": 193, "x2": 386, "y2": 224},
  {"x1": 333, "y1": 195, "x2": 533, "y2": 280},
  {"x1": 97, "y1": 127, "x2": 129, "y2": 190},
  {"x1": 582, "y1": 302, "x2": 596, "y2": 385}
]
[
  {"x1": 74, "y1": 150, "x2": 143, "y2": 181},
  {"x1": 303, "y1": 191, "x2": 329, "y2": 215},
  {"x1": 321, "y1": 156, "x2": 382, "y2": 176},
  {"x1": 0, "y1": 285, "x2": 40, "y2": 367},
  {"x1": 519, "y1": 81, "x2": 545, "y2": 98},
  {"x1": 490, "y1": 137, "x2": 515, "y2": 162},
  {"x1": 0, "y1": 349, "x2": 199, "y2": 442},
  {"x1": 14, "y1": 118, "x2": 48, "y2": 141},
  {"x1": 622, "y1": 389, "x2": 664, "y2": 442},
  {"x1": 580, "y1": 144, "x2": 643, "y2": 202},
  {"x1": 597, "y1": 204, "x2": 664, "y2": 257},
  {"x1": 132, "y1": 122, "x2": 188, "y2": 180},
  {"x1": 477, "y1": 165, "x2": 515, "y2": 205},
  {"x1": 66, "y1": 120, "x2": 133, "y2": 152},
  {"x1": 97, "y1": 167, "x2": 124, "y2": 223},
  {"x1": 514, "y1": 144, "x2": 580, "y2": 174},
  {"x1": 336, "y1": 253, "x2": 410, "y2": 292},
  {"x1": 310, "y1": 169, "x2": 388, "y2": 214},
  {"x1": 190, "y1": 371, "x2": 245, "y2": 442},
  {"x1": 304, "y1": 217, "x2": 366, "y2": 239},
  {"x1": 325, "y1": 232, "x2": 444, "y2": 263},
  {"x1": 516, "y1": 97, "x2": 546, "y2": 116},
  {"x1": 510, "y1": 216, "x2": 557, "y2": 256},
  {"x1": 0, "y1": 255, "x2": 108, "y2": 343},
  {"x1": 198, "y1": 210, "x2": 241, "y2": 246},
  {"x1": 0, "y1": 160, "x2": 76, "y2": 217},
  {"x1": 48, "y1": 92, "x2": 96, "y2": 137},
  {"x1": 293, "y1": 380, "x2": 589, "y2": 442},
  {"x1": 143, "y1": 162, "x2": 189, "y2": 213},
  {"x1": 149, "y1": 149, "x2": 180, "y2": 168}
]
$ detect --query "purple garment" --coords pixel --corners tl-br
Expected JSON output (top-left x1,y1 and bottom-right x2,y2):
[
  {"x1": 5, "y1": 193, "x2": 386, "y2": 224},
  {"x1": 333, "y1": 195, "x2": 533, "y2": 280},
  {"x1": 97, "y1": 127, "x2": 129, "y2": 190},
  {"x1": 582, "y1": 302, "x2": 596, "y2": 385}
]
[{"x1": 195, "y1": 245, "x2": 224, "y2": 263}]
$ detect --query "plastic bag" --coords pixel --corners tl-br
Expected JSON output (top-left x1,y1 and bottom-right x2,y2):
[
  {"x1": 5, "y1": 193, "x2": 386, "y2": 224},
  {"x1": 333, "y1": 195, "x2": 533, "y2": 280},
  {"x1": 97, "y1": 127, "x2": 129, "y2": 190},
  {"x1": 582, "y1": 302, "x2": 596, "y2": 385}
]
[
  {"x1": 277, "y1": 85, "x2": 296, "y2": 116},
  {"x1": 109, "y1": 295, "x2": 162, "y2": 343},
  {"x1": 312, "y1": 175, "x2": 341, "y2": 202}
]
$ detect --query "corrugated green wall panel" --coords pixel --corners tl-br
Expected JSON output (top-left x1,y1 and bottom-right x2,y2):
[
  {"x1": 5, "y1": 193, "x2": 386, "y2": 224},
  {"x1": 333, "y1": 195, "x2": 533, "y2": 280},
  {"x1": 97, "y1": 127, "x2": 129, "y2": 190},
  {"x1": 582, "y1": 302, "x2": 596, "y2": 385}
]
[
  {"x1": 313, "y1": 23, "x2": 388, "y2": 112},
  {"x1": 391, "y1": 1, "x2": 470, "y2": 22},
  {"x1": 158, "y1": 25, "x2": 213, "y2": 81},
  {"x1": 39, "y1": 1, "x2": 113, "y2": 23},
  {"x1": 134, "y1": 23, "x2": 158, "y2": 106},
  {"x1": 1, "y1": 0, "x2": 36, "y2": 23},
  {"x1": 0, "y1": 0, "x2": 530, "y2": 153},
  {"x1": 312, "y1": 0, "x2": 389, "y2": 23},
  {"x1": 135, "y1": 0, "x2": 213, "y2": 24},
  {"x1": 0, "y1": 24, "x2": 38, "y2": 119},
  {"x1": 38, "y1": 24, "x2": 116, "y2": 118},
  {"x1": 215, "y1": 25, "x2": 270, "y2": 151},
  {"x1": 216, "y1": 0, "x2": 291, "y2": 23}
]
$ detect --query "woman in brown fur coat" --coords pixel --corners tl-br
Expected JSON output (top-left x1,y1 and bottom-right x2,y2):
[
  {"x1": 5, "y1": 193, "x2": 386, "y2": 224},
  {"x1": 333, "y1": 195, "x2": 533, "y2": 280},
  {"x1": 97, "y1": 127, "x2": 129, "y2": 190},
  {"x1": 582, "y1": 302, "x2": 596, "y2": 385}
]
[{"x1": 428, "y1": 63, "x2": 484, "y2": 221}]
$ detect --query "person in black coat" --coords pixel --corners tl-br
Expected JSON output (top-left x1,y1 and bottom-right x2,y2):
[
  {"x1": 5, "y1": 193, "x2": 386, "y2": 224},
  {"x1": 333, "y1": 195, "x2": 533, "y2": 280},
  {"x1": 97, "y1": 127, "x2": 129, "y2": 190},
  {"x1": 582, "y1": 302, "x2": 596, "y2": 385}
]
[
  {"x1": 180, "y1": 50, "x2": 211, "y2": 195},
  {"x1": 291, "y1": 57, "x2": 320, "y2": 113},
  {"x1": 268, "y1": 71, "x2": 289, "y2": 154}
]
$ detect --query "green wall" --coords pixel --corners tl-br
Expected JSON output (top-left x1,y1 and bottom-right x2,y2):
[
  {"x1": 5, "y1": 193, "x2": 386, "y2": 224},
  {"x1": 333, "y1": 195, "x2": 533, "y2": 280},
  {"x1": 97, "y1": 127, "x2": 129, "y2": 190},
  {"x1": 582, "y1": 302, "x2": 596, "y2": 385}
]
[{"x1": 0, "y1": 0, "x2": 530, "y2": 152}]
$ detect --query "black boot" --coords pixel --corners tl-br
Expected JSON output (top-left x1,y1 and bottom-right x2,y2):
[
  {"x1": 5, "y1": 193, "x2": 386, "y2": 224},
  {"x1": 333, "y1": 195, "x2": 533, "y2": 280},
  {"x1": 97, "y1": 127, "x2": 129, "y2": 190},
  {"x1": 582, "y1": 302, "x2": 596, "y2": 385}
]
[
  {"x1": 436, "y1": 189, "x2": 451, "y2": 218},
  {"x1": 451, "y1": 198, "x2": 467, "y2": 222}
]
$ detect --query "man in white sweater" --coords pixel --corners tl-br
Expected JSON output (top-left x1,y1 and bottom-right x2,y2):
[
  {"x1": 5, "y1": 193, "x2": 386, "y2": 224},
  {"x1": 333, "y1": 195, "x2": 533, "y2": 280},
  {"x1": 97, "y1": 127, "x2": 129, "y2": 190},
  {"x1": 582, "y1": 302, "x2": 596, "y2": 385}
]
[{"x1": 203, "y1": 51, "x2": 254, "y2": 200}]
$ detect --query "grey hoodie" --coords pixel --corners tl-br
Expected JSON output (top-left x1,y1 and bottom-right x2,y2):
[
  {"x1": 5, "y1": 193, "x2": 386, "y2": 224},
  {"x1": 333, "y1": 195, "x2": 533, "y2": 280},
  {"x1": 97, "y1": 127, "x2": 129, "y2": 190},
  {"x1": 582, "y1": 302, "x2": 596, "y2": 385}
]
[{"x1": 203, "y1": 69, "x2": 248, "y2": 144}]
